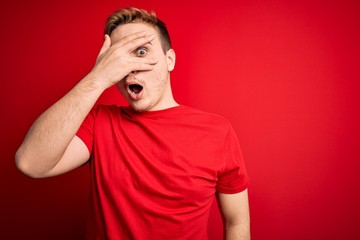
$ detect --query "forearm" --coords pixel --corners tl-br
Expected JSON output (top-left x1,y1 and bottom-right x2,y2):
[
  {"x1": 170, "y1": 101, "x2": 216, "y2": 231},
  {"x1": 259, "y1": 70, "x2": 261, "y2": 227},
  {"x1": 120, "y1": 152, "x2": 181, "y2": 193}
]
[
  {"x1": 224, "y1": 222, "x2": 250, "y2": 240},
  {"x1": 15, "y1": 73, "x2": 105, "y2": 177}
]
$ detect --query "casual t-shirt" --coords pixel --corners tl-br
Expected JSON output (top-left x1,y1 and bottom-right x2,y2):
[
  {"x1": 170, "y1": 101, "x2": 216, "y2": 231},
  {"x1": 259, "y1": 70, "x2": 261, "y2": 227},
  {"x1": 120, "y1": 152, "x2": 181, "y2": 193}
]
[{"x1": 76, "y1": 105, "x2": 249, "y2": 239}]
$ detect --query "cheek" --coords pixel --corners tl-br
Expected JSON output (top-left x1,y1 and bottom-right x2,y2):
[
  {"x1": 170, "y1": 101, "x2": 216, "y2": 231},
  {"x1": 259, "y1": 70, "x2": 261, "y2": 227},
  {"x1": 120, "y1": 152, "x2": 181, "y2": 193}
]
[
  {"x1": 153, "y1": 60, "x2": 169, "y2": 81},
  {"x1": 152, "y1": 68, "x2": 168, "y2": 88},
  {"x1": 139, "y1": 61, "x2": 168, "y2": 87},
  {"x1": 116, "y1": 82, "x2": 126, "y2": 95}
]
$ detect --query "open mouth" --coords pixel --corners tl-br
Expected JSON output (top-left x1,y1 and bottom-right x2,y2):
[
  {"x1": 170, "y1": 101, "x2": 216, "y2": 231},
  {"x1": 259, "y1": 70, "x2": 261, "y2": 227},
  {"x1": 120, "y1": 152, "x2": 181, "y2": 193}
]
[
  {"x1": 128, "y1": 84, "x2": 143, "y2": 94},
  {"x1": 127, "y1": 83, "x2": 144, "y2": 100}
]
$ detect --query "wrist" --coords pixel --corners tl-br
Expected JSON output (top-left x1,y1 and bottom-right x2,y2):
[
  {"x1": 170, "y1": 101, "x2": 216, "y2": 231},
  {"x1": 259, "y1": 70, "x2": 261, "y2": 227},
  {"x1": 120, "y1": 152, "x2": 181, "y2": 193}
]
[{"x1": 81, "y1": 71, "x2": 110, "y2": 92}]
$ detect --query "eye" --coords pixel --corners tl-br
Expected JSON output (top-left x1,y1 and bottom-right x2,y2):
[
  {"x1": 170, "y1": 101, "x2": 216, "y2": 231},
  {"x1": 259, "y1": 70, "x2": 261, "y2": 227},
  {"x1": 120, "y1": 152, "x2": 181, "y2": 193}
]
[{"x1": 135, "y1": 47, "x2": 148, "y2": 57}]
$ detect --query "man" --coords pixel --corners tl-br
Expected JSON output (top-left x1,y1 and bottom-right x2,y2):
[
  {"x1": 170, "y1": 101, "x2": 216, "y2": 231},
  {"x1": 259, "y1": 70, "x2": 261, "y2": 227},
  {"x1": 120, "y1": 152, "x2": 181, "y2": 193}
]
[{"x1": 16, "y1": 7, "x2": 250, "y2": 240}]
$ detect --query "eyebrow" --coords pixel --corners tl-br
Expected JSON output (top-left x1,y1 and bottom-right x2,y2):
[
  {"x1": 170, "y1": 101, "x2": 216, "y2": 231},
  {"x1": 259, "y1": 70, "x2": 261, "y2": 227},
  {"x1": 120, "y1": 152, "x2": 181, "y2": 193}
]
[{"x1": 136, "y1": 42, "x2": 152, "y2": 50}]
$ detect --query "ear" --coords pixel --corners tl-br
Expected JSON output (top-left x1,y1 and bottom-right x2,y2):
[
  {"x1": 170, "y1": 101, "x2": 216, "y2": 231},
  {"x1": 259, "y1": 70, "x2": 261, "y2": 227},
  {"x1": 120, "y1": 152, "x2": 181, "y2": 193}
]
[{"x1": 166, "y1": 49, "x2": 176, "y2": 72}]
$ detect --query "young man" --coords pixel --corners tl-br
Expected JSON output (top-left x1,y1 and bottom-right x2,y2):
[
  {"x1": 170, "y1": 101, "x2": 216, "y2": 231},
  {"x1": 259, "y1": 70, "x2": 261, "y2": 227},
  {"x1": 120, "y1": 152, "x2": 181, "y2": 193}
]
[{"x1": 16, "y1": 7, "x2": 250, "y2": 240}]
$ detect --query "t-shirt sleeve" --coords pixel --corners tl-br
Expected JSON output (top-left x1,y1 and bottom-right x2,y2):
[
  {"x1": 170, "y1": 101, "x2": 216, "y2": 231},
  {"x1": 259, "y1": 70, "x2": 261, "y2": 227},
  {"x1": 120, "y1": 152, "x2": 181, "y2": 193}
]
[
  {"x1": 216, "y1": 123, "x2": 250, "y2": 194},
  {"x1": 76, "y1": 107, "x2": 98, "y2": 155}
]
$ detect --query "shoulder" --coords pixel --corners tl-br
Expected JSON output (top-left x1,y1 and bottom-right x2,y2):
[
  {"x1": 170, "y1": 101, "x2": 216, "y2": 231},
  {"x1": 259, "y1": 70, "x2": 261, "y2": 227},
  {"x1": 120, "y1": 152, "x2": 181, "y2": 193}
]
[
  {"x1": 90, "y1": 104, "x2": 121, "y2": 116},
  {"x1": 180, "y1": 105, "x2": 231, "y2": 124},
  {"x1": 94, "y1": 104, "x2": 119, "y2": 112},
  {"x1": 178, "y1": 106, "x2": 233, "y2": 135},
  {"x1": 81, "y1": 105, "x2": 123, "y2": 125}
]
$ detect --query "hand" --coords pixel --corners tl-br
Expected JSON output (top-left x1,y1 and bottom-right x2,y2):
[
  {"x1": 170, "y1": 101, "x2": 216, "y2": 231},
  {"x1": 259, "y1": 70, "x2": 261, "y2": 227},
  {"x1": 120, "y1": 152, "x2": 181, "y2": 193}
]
[{"x1": 89, "y1": 32, "x2": 158, "y2": 89}]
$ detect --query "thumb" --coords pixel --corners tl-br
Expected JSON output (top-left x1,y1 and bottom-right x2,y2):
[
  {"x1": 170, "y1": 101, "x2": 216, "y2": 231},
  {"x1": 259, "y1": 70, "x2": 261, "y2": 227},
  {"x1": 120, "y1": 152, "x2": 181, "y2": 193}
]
[{"x1": 98, "y1": 34, "x2": 111, "y2": 57}]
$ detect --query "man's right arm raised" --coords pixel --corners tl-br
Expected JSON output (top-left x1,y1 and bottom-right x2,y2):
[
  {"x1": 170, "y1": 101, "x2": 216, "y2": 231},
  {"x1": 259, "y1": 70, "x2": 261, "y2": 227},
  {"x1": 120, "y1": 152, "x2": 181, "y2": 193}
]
[{"x1": 15, "y1": 32, "x2": 158, "y2": 178}]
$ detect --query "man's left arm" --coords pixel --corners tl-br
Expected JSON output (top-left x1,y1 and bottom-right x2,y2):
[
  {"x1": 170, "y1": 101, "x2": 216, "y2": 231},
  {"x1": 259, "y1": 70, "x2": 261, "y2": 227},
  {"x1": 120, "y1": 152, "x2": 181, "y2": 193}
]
[{"x1": 217, "y1": 189, "x2": 250, "y2": 240}]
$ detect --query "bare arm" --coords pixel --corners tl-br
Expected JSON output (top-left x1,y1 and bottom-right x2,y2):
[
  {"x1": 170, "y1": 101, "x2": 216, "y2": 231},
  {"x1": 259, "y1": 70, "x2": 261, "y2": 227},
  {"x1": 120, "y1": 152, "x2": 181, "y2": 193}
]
[
  {"x1": 217, "y1": 189, "x2": 251, "y2": 240},
  {"x1": 15, "y1": 76, "x2": 102, "y2": 178},
  {"x1": 15, "y1": 32, "x2": 158, "y2": 178}
]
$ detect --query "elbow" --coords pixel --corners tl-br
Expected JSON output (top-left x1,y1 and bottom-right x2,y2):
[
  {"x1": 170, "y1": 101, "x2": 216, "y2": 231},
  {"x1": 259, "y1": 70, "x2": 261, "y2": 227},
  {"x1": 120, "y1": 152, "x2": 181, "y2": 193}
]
[{"x1": 15, "y1": 148, "x2": 45, "y2": 178}]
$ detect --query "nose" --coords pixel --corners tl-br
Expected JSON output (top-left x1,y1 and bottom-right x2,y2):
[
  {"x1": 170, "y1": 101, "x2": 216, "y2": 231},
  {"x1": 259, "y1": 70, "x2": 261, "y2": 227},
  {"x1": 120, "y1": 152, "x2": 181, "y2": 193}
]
[{"x1": 126, "y1": 71, "x2": 135, "y2": 78}]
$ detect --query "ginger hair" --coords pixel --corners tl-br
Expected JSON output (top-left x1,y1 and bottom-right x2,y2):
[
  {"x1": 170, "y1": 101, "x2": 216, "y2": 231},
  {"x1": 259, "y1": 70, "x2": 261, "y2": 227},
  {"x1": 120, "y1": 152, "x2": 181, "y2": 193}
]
[{"x1": 104, "y1": 7, "x2": 172, "y2": 53}]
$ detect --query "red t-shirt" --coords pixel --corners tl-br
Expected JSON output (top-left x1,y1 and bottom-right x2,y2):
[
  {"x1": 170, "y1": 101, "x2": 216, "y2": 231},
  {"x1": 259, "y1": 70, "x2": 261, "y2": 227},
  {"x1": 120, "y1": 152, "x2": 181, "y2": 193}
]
[{"x1": 76, "y1": 105, "x2": 249, "y2": 239}]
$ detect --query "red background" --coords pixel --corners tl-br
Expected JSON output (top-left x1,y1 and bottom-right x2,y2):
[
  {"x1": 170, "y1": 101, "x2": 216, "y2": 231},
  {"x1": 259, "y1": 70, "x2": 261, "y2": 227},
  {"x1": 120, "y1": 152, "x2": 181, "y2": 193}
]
[{"x1": 1, "y1": 0, "x2": 360, "y2": 239}]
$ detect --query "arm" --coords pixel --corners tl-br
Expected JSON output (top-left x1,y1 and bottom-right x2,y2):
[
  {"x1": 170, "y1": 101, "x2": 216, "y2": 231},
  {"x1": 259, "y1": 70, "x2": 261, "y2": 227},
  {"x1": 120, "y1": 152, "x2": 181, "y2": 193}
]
[
  {"x1": 15, "y1": 32, "x2": 158, "y2": 178},
  {"x1": 217, "y1": 189, "x2": 251, "y2": 240}
]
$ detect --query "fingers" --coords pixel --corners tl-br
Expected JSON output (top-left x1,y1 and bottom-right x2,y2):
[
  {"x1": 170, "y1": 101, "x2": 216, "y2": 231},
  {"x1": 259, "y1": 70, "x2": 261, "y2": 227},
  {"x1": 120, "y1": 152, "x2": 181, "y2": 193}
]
[
  {"x1": 127, "y1": 57, "x2": 159, "y2": 65},
  {"x1": 96, "y1": 35, "x2": 111, "y2": 64},
  {"x1": 124, "y1": 34, "x2": 155, "y2": 53},
  {"x1": 90, "y1": 31, "x2": 159, "y2": 88},
  {"x1": 108, "y1": 32, "x2": 158, "y2": 73},
  {"x1": 127, "y1": 58, "x2": 159, "y2": 72},
  {"x1": 99, "y1": 35, "x2": 111, "y2": 56},
  {"x1": 111, "y1": 31, "x2": 156, "y2": 53}
]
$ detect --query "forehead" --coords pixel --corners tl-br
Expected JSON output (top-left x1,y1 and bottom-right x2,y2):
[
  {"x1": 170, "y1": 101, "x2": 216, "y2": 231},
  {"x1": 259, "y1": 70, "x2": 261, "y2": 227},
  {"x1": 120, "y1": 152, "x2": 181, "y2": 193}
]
[{"x1": 110, "y1": 22, "x2": 159, "y2": 43}]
